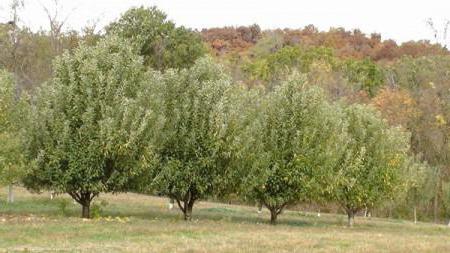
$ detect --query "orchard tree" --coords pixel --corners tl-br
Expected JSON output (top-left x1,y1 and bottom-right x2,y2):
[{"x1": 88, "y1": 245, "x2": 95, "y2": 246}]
[
  {"x1": 0, "y1": 70, "x2": 27, "y2": 203},
  {"x1": 403, "y1": 158, "x2": 435, "y2": 224},
  {"x1": 333, "y1": 104, "x2": 409, "y2": 227},
  {"x1": 240, "y1": 74, "x2": 347, "y2": 224},
  {"x1": 106, "y1": 6, "x2": 205, "y2": 71},
  {"x1": 23, "y1": 37, "x2": 156, "y2": 218},
  {"x1": 148, "y1": 57, "x2": 239, "y2": 221}
]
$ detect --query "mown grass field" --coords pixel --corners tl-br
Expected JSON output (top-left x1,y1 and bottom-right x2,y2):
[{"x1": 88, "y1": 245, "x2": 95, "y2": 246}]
[{"x1": 1, "y1": 187, "x2": 449, "y2": 252}]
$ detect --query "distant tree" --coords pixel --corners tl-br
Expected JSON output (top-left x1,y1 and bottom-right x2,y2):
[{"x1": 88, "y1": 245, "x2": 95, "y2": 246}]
[
  {"x1": 398, "y1": 40, "x2": 447, "y2": 58},
  {"x1": 23, "y1": 37, "x2": 156, "y2": 218},
  {"x1": 106, "y1": 6, "x2": 205, "y2": 71},
  {"x1": 333, "y1": 104, "x2": 409, "y2": 227},
  {"x1": 372, "y1": 39, "x2": 398, "y2": 61},
  {"x1": 391, "y1": 55, "x2": 450, "y2": 222},
  {"x1": 40, "y1": 0, "x2": 76, "y2": 55},
  {"x1": 240, "y1": 74, "x2": 347, "y2": 224},
  {"x1": 0, "y1": 0, "x2": 97, "y2": 90},
  {"x1": 248, "y1": 31, "x2": 284, "y2": 58},
  {"x1": 403, "y1": 158, "x2": 435, "y2": 224},
  {"x1": 201, "y1": 25, "x2": 261, "y2": 55},
  {"x1": 148, "y1": 57, "x2": 239, "y2": 221},
  {"x1": 341, "y1": 59, "x2": 384, "y2": 97},
  {"x1": 243, "y1": 46, "x2": 336, "y2": 87},
  {"x1": 371, "y1": 87, "x2": 419, "y2": 127},
  {"x1": 0, "y1": 70, "x2": 27, "y2": 203}
]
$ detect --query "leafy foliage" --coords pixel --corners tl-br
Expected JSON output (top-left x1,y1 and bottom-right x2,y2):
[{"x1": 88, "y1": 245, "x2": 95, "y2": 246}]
[
  {"x1": 240, "y1": 74, "x2": 347, "y2": 224},
  {"x1": 332, "y1": 104, "x2": 409, "y2": 226},
  {"x1": 106, "y1": 6, "x2": 206, "y2": 71},
  {"x1": 243, "y1": 46, "x2": 335, "y2": 85},
  {"x1": 0, "y1": 70, "x2": 27, "y2": 186},
  {"x1": 147, "y1": 57, "x2": 238, "y2": 220},
  {"x1": 340, "y1": 59, "x2": 384, "y2": 97},
  {"x1": 23, "y1": 37, "x2": 156, "y2": 218}
]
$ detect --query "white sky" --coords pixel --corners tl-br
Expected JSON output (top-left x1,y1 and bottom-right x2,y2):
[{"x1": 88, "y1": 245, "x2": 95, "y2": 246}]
[{"x1": 1, "y1": 0, "x2": 449, "y2": 45}]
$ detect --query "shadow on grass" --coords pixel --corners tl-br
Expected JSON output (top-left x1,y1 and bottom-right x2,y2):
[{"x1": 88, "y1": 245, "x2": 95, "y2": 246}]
[
  {"x1": 0, "y1": 195, "x2": 428, "y2": 232},
  {"x1": 126, "y1": 205, "x2": 333, "y2": 228},
  {"x1": 0, "y1": 195, "x2": 344, "y2": 229}
]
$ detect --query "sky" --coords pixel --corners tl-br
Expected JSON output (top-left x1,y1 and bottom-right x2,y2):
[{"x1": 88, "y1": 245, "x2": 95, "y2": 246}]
[{"x1": 1, "y1": 0, "x2": 450, "y2": 45}]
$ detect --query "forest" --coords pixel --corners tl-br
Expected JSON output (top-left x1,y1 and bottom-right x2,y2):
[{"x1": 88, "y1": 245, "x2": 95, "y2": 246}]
[{"x1": 2, "y1": 1, "x2": 450, "y2": 238}]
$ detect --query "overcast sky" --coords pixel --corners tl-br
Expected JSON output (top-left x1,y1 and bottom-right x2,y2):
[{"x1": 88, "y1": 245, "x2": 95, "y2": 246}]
[{"x1": 1, "y1": 0, "x2": 449, "y2": 45}]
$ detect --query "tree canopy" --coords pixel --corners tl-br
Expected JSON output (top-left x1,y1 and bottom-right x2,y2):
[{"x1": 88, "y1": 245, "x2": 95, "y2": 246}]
[
  {"x1": 332, "y1": 104, "x2": 410, "y2": 226},
  {"x1": 146, "y1": 57, "x2": 240, "y2": 220},
  {"x1": 0, "y1": 70, "x2": 27, "y2": 188},
  {"x1": 23, "y1": 37, "x2": 157, "y2": 218},
  {"x1": 106, "y1": 6, "x2": 206, "y2": 71},
  {"x1": 240, "y1": 74, "x2": 347, "y2": 224}
]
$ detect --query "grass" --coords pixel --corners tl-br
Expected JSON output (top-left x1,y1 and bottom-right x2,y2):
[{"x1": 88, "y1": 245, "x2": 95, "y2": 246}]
[{"x1": 1, "y1": 187, "x2": 450, "y2": 252}]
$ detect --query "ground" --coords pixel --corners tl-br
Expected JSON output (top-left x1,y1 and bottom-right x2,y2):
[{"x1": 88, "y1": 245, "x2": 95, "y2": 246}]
[{"x1": 0, "y1": 187, "x2": 449, "y2": 252}]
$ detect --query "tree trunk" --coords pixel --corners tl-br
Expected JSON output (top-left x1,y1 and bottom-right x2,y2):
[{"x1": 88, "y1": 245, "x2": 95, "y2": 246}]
[
  {"x1": 175, "y1": 190, "x2": 197, "y2": 221},
  {"x1": 270, "y1": 209, "x2": 278, "y2": 225},
  {"x1": 347, "y1": 210, "x2": 355, "y2": 227},
  {"x1": 182, "y1": 198, "x2": 195, "y2": 221},
  {"x1": 434, "y1": 169, "x2": 441, "y2": 223},
  {"x1": 264, "y1": 203, "x2": 286, "y2": 225},
  {"x1": 68, "y1": 191, "x2": 96, "y2": 219},
  {"x1": 413, "y1": 206, "x2": 417, "y2": 224},
  {"x1": 434, "y1": 195, "x2": 439, "y2": 223},
  {"x1": 82, "y1": 203, "x2": 90, "y2": 219},
  {"x1": 184, "y1": 205, "x2": 193, "y2": 221},
  {"x1": 7, "y1": 184, "x2": 14, "y2": 203}
]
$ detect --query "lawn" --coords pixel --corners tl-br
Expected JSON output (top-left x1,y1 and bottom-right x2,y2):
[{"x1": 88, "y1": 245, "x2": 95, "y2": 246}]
[{"x1": 0, "y1": 187, "x2": 449, "y2": 252}]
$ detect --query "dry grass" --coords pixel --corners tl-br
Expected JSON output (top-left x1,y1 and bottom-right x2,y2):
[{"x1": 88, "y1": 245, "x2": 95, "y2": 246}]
[{"x1": 1, "y1": 187, "x2": 449, "y2": 252}]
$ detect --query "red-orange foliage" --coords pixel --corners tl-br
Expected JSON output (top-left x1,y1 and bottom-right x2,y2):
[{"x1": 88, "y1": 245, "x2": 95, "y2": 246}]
[
  {"x1": 203, "y1": 24, "x2": 449, "y2": 62},
  {"x1": 201, "y1": 25, "x2": 261, "y2": 55},
  {"x1": 371, "y1": 87, "x2": 419, "y2": 127}
]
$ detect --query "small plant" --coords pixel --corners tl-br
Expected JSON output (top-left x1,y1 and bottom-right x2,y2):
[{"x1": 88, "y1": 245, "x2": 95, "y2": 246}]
[{"x1": 91, "y1": 200, "x2": 109, "y2": 219}]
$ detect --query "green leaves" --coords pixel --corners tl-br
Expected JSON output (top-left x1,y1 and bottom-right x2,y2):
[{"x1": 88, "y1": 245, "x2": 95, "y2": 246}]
[
  {"x1": 106, "y1": 6, "x2": 205, "y2": 71},
  {"x1": 23, "y1": 36, "x2": 155, "y2": 197},
  {"x1": 341, "y1": 59, "x2": 384, "y2": 97},
  {"x1": 240, "y1": 73, "x2": 347, "y2": 212},
  {"x1": 333, "y1": 104, "x2": 410, "y2": 213},
  {"x1": 244, "y1": 46, "x2": 336, "y2": 84},
  {"x1": 0, "y1": 70, "x2": 27, "y2": 186},
  {"x1": 147, "y1": 57, "x2": 233, "y2": 197}
]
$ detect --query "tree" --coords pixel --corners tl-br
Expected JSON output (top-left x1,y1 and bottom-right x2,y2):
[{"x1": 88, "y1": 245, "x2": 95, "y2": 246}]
[
  {"x1": 243, "y1": 46, "x2": 336, "y2": 87},
  {"x1": 390, "y1": 55, "x2": 450, "y2": 222},
  {"x1": 106, "y1": 6, "x2": 205, "y2": 71},
  {"x1": 240, "y1": 74, "x2": 347, "y2": 224},
  {"x1": 340, "y1": 58, "x2": 384, "y2": 97},
  {"x1": 333, "y1": 104, "x2": 409, "y2": 227},
  {"x1": 41, "y1": 0, "x2": 76, "y2": 55},
  {"x1": 148, "y1": 57, "x2": 238, "y2": 221},
  {"x1": 403, "y1": 158, "x2": 435, "y2": 224},
  {"x1": 371, "y1": 87, "x2": 419, "y2": 128},
  {"x1": 23, "y1": 37, "x2": 155, "y2": 218},
  {"x1": 0, "y1": 69, "x2": 27, "y2": 203},
  {"x1": 0, "y1": 1, "x2": 97, "y2": 90}
]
